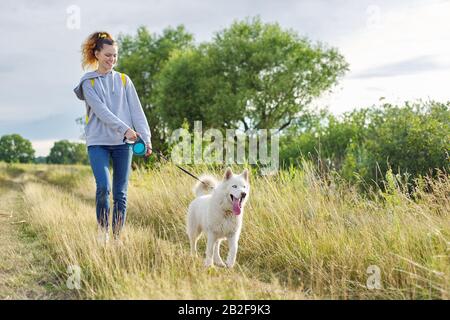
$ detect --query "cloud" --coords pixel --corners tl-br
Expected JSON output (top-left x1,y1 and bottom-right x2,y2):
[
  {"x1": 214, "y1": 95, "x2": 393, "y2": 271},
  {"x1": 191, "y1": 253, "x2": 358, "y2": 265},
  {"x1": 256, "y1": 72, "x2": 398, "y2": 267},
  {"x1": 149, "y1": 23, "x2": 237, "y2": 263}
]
[
  {"x1": 1, "y1": 0, "x2": 449, "y2": 157},
  {"x1": 1, "y1": 0, "x2": 374, "y2": 126},
  {"x1": 0, "y1": 113, "x2": 81, "y2": 141},
  {"x1": 335, "y1": 0, "x2": 450, "y2": 73},
  {"x1": 316, "y1": 0, "x2": 450, "y2": 114},
  {"x1": 351, "y1": 55, "x2": 449, "y2": 79},
  {"x1": 0, "y1": 63, "x2": 15, "y2": 73},
  {"x1": 32, "y1": 139, "x2": 61, "y2": 157}
]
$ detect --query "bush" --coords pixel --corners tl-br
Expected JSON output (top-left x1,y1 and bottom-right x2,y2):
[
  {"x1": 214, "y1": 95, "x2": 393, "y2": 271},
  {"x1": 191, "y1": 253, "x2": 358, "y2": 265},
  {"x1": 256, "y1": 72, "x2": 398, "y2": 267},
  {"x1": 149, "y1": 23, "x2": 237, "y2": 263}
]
[{"x1": 280, "y1": 100, "x2": 450, "y2": 185}]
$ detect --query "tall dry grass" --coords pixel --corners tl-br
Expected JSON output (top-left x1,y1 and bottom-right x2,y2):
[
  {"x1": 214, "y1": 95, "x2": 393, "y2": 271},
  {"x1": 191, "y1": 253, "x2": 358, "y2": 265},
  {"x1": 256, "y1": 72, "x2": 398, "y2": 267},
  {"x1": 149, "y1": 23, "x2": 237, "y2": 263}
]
[{"x1": 7, "y1": 161, "x2": 449, "y2": 299}]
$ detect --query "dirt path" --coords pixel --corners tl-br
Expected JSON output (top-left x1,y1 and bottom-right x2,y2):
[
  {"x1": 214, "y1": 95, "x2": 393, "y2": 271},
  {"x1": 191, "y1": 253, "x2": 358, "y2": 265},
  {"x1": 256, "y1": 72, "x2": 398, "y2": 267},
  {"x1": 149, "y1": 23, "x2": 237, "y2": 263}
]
[{"x1": 0, "y1": 172, "x2": 70, "y2": 299}]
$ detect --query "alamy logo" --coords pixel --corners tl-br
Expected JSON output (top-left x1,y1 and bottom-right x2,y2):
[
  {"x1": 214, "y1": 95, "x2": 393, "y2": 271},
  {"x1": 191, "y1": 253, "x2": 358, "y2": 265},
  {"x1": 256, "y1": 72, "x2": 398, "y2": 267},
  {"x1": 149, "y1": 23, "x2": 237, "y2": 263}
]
[
  {"x1": 66, "y1": 5, "x2": 81, "y2": 30},
  {"x1": 170, "y1": 121, "x2": 279, "y2": 174},
  {"x1": 66, "y1": 265, "x2": 82, "y2": 290},
  {"x1": 366, "y1": 265, "x2": 382, "y2": 290},
  {"x1": 366, "y1": 5, "x2": 382, "y2": 30}
]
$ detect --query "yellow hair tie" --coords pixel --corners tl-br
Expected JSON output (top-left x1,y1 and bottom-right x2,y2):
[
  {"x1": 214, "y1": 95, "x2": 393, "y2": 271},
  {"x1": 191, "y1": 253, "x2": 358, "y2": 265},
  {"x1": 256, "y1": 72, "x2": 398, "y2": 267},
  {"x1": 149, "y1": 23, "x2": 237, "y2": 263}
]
[{"x1": 98, "y1": 33, "x2": 107, "y2": 39}]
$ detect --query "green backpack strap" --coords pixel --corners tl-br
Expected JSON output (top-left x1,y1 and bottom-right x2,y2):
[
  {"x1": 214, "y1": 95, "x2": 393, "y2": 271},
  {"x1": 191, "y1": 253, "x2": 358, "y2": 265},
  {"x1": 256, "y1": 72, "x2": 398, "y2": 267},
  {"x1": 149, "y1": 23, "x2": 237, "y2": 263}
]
[{"x1": 85, "y1": 73, "x2": 127, "y2": 124}]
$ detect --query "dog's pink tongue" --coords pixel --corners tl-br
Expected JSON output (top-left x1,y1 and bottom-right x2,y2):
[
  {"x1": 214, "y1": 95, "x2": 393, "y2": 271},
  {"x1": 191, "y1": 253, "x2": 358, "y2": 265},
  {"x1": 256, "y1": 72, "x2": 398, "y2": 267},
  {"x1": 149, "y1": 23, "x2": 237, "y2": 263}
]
[{"x1": 232, "y1": 198, "x2": 241, "y2": 215}]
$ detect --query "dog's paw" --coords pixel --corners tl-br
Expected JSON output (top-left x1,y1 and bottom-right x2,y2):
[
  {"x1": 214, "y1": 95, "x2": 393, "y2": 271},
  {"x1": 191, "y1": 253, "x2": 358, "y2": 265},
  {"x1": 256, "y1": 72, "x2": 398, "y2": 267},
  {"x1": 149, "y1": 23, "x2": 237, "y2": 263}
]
[
  {"x1": 225, "y1": 261, "x2": 235, "y2": 268},
  {"x1": 214, "y1": 260, "x2": 227, "y2": 268},
  {"x1": 204, "y1": 258, "x2": 214, "y2": 268}
]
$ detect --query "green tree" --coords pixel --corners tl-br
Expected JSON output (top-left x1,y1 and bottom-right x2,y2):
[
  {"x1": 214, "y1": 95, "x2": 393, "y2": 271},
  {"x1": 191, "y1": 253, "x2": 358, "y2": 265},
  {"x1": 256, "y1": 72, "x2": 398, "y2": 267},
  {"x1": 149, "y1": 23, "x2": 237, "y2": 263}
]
[
  {"x1": 154, "y1": 49, "x2": 219, "y2": 129},
  {"x1": 47, "y1": 140, "x2": 88, "y2": 165},
  {"x1": 155, "y1": 16, "x2": 349, "y2": 132},
  {"x1": 0, "y1": 134, "x2": 35, "y2": 163},
  {"x1": 116, "y1": 25, "x2": 195, "y2": 154}
]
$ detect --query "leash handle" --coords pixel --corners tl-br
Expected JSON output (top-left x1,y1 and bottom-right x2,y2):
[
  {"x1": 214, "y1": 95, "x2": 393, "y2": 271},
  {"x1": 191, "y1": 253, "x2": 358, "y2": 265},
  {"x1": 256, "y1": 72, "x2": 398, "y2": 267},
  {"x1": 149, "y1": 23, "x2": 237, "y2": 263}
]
[{"x1": 123, "y1": 134, "x2": 149, "y2": 157}]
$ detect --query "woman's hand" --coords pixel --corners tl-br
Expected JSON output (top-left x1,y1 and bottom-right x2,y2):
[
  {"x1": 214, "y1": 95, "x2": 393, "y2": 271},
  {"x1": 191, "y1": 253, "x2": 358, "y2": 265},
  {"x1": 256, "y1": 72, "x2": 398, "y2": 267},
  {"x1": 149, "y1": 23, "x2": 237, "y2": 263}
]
[
  {"x1": 124, "y1": 128, "x2": 138, "y2": 142},
  {"x1": 145, "y1": 143, "x2": 152, "y2": 157}
]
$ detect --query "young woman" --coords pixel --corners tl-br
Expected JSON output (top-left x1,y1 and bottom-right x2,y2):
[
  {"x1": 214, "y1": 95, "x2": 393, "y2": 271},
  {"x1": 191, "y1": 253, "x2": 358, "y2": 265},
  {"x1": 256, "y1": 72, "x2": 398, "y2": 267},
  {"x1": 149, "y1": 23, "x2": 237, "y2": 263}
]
[{"x1": 74, "y1": 31, "x2": 152, "y2": 244}]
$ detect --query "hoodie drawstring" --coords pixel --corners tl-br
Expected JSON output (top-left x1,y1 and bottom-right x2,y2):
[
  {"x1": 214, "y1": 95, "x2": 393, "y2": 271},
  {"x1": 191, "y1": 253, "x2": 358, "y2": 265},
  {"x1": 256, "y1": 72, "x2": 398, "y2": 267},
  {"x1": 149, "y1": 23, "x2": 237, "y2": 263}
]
[
  {"x1": 97, "y1": 70, "x2": 115, "y2": 95},
  {"x1": 112, "y1": 71, "x2": 115, "y2": 94}
]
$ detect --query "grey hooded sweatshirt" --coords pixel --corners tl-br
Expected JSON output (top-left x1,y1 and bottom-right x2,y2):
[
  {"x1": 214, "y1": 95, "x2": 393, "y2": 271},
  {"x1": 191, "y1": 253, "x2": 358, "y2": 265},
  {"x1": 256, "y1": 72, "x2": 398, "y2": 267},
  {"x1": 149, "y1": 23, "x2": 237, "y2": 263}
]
[{"x1": 73, "y1": 69, "x2": 151, "y2": 147}]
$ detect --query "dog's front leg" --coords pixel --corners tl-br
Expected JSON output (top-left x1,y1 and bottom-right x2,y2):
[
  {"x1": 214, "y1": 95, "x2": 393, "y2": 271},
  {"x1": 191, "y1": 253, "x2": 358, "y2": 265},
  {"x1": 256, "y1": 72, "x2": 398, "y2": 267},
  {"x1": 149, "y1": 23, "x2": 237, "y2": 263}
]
[
  {"x1": 213, "y1": 239, "x2": 226, "y2": 267},
  {"x1": 226, "y1": 234, "x2": 239, "y2": 268},
  {"x1": 204, "y1": 232, "x2": 216, "y2": 267}
]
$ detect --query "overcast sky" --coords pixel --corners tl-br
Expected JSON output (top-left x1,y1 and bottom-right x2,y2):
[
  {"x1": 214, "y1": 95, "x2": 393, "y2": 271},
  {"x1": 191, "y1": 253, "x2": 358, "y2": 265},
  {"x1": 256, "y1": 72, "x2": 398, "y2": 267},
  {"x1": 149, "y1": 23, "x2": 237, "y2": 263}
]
[{"x1": 1, "y1": 0, "x2": 449, "y2": 156}]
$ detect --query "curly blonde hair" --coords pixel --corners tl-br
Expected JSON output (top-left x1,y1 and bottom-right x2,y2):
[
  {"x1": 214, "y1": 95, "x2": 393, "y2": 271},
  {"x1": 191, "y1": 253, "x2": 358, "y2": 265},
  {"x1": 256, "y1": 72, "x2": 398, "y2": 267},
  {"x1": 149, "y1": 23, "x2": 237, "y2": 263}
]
[{"x1": 80, "y1": 31, "x2": 117, "y2": 70}]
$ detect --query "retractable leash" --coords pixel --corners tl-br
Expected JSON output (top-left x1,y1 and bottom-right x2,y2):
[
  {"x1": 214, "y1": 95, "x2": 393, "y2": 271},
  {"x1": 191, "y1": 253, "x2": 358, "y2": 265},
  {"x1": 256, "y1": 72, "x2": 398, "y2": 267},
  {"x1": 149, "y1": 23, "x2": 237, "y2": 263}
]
[
  {"x1": 123, "y1": 135, "x2": 148, "y2": 156},
  {"x1": 123, "y1": 136, "x2": 213, "y2": 189}
]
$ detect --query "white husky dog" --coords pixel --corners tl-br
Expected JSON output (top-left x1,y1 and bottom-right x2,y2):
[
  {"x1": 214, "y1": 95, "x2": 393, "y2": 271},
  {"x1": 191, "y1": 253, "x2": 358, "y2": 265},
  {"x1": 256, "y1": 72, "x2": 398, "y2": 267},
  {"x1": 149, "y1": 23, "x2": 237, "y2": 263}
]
[{"x1": 187, "y1": 167, "x2": 250, "y2": 268}]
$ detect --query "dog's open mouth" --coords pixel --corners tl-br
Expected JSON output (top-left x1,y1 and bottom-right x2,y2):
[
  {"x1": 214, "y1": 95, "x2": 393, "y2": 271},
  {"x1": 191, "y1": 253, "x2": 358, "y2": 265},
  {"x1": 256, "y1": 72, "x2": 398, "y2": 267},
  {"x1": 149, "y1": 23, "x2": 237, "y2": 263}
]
[{"x1": 230, "y1": 194, "x2": 245, "y2": 215}]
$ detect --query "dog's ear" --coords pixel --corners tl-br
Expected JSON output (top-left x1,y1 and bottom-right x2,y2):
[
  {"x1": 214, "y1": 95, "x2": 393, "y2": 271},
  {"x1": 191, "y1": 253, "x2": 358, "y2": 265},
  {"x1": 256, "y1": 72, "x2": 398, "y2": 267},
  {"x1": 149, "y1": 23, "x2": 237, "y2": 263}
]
[
  {"x1": 241, "y1": 169, "x2": 249, "y2": 182},
  {"x1": 224, "y1": 167, "x2": 233, "y2": 180}
]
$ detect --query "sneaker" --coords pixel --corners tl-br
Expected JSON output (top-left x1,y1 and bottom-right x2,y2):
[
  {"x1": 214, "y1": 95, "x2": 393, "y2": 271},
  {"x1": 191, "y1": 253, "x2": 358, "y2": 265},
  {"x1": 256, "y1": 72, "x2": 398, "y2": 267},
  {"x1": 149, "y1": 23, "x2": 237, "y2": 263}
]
[
  {"x1": 112, "y1": 232, "x2": 124, "y2": 246},
  {"x1": 113, "y1": 238, "x2": 124, "y2": 247},
  {"x1": 97, "y1": 227, "x2": 109, "y2": 245}
]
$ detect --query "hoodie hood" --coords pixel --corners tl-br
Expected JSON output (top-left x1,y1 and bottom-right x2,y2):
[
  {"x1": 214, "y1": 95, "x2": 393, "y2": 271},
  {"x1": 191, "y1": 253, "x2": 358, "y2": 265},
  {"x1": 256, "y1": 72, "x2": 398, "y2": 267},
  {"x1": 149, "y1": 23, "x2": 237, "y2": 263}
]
[{"x1": 74, "y1": 69, "x2": 117, "y2": 101}]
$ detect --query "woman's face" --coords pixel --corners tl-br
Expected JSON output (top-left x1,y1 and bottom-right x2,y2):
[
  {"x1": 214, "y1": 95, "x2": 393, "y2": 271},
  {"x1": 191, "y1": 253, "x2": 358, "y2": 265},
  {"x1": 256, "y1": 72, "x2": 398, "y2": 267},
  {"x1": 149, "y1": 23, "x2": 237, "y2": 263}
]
[{"x1": 95, "y1": 44, "x2": 118, "y2": 71}]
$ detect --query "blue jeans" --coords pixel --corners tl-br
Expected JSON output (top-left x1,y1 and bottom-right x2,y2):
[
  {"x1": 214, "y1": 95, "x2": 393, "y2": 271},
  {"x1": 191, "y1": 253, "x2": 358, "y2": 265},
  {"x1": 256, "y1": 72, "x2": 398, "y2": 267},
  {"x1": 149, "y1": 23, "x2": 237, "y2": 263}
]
[{"x1": 87, "y1": 144, "x2": 133, "y2": 236}]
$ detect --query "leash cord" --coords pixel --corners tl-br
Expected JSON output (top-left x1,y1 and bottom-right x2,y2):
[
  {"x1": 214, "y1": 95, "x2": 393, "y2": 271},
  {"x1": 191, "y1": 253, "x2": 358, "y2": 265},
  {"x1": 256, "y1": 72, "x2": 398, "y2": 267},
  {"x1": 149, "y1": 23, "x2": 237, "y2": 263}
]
[
  {"x1": 147, "y1": 147, "x2": 213, "y2": 189},
  {"x1": 124, "y1": 136, "x2": 212, "y2": 189}
]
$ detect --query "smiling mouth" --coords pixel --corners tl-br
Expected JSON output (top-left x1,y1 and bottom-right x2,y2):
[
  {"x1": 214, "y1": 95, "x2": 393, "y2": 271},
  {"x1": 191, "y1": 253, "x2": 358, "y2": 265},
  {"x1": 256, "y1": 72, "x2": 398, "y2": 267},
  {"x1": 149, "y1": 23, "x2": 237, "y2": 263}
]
[
  {"x1": 229, "y1": 194, "x2": 243, "y2": 215},
  {"x1": 230, "y1": 194, "x2": 245, "y2": 205}
]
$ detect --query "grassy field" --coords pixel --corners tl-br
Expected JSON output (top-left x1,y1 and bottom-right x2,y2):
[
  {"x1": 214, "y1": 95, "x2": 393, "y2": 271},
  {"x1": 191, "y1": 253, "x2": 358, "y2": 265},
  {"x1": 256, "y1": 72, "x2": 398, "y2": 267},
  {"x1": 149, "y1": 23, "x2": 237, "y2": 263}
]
[{"x1": 0, "y1": 161, "x2": 448, "y2": 299}]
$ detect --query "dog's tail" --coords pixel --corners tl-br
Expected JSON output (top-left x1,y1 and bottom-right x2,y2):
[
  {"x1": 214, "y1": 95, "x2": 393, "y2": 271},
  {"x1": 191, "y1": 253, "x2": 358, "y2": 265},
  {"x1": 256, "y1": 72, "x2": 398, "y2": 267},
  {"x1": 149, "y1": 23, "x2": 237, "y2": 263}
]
[{"x1": 193, "y1": 175, "x2": 217, "y2": 197}]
